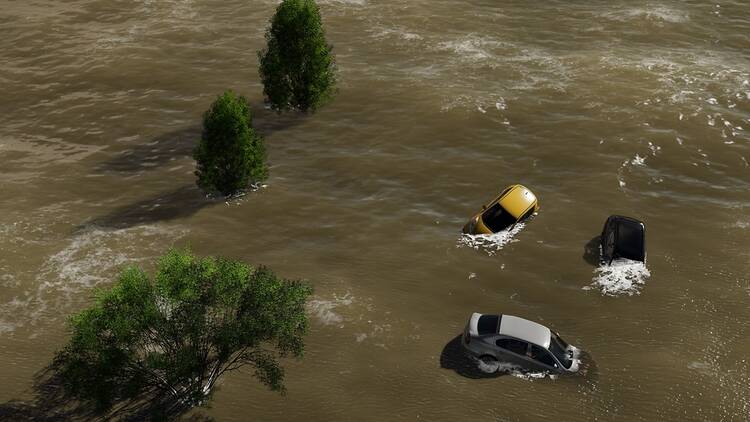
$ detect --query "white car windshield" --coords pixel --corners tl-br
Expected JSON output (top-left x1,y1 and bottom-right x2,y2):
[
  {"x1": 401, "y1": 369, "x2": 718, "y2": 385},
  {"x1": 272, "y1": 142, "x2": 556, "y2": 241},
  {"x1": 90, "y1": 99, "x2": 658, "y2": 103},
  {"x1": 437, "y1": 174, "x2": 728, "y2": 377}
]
[{"x1": 549, "y1": 333, "x2": 573, "y2": 369}]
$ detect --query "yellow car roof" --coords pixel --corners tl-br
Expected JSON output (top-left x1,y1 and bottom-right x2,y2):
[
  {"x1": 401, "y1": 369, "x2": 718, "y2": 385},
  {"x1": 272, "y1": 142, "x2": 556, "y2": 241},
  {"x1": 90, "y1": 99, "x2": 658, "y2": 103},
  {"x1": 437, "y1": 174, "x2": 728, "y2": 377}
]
[{"x1": 499, "y1": 185, "x2": 537, "y2": 219}]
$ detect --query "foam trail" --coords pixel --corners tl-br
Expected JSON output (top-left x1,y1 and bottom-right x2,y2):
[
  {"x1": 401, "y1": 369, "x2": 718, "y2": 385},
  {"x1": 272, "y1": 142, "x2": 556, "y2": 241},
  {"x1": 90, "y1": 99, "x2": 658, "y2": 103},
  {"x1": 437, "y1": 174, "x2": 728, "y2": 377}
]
[
  {"x1": 307, "y1": 293, "x2": 354, "y2": 326},
  {"x1": 585, "y1": 258, "x2": 651, "y2": 296},
  {"x1": 476, "y1": 358, "x2": 557, "y2": 380},
  {"x1": 457, "y1": 223, "x2": 525, "y2": 256}
]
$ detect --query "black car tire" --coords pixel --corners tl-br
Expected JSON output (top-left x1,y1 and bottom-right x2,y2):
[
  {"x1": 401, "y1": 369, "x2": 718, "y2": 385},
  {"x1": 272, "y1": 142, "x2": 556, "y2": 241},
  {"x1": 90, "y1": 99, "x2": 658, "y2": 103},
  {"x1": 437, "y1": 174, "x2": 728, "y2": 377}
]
[{"x1": 479, "y1": 355, "x2": 498, "y2": 370}]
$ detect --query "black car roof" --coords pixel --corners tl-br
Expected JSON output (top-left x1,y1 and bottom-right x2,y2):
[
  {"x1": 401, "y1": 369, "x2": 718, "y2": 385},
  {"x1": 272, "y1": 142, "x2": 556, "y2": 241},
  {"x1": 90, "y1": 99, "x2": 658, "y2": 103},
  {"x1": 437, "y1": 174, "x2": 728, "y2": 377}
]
[
  {"x1": 608, "y1": 215, "x2": 645, "y2": 226},
  {"x1": 611, "y1": 216, "x2": 646, "y2": 261}
]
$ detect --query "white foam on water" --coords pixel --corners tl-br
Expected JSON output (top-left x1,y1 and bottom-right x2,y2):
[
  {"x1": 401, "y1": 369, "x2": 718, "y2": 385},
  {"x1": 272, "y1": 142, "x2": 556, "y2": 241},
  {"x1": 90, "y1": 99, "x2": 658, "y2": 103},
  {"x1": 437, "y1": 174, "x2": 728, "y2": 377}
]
[
  {"x1": 167, "y1": 0, "x2": 197, "y2": 20},
  {"x1": 371, "y1": 26, "x2": 423, "y2": 42},
  {"x1": 457, "y1": 222, "x2": 526, "y2": 256},
  {"x1": 0, "y1": 321, "x2": 17, "y2": 335},
  {"x1": 38, "y1": 224, "x2": 185, "y2": 292},
  {"x1": 307, "y1": 292, "x2": 354, "y2": 326},
  {"x1": 688, "y1": 361, "x2": 714, "y2": 375},
  {"x1": 600, "y1": 6, "x2": 689, "y2": 24},
  {"x1": 648, "y1": 141, "x2": 661, "y2": 156},
  {"x1": 359, "y1": 321, "x2": 391, "y2": 344},
  {"x1": 617, "y1": 158, "x2": 630, "y2": 189},
  {"x1": 436, "y1": 35, "x2": 572, "y2": 88},
  {"x1": 0, "y1": 223, "x2": 188, "y2": 334},
  {"x1": 585, "y1": 258, "x2": 651, "y2": 296},
  {"x1": 603, "y1": 54, "x2": 749, "y2": 149},
  {"x1": 440, "y1": 94, "x2": 509, "y2": 114},
  {"x1": 476, "y1": 358, "x2": 557, "y2": 380},
  {"x1": 437, "y1": 36, "x2": 499, "y2": 62},
  {"x1": 40, "y1": 232, "x2": 129, "y2": 290}
]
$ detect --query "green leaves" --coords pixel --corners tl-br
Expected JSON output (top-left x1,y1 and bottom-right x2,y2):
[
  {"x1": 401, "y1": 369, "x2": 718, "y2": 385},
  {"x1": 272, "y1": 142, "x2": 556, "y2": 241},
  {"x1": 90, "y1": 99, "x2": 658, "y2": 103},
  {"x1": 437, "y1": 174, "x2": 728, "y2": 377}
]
[
  {"x1": 259, "y1": 0, "x2": 337, "y2": 112},
  {"x1": 52, "y1": 248, "x2": 312, "y2": 417},
  {"x1": 194, "y1": 91, "x2": 268, "y2": 196}
]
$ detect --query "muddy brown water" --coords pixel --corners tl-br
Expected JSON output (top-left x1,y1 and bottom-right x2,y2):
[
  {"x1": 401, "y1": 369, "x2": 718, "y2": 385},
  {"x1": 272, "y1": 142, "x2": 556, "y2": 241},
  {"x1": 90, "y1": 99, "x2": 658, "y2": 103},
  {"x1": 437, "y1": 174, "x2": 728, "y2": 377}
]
[{"x1": 1, "y1": 1, "x2": 749, "y2": 420}]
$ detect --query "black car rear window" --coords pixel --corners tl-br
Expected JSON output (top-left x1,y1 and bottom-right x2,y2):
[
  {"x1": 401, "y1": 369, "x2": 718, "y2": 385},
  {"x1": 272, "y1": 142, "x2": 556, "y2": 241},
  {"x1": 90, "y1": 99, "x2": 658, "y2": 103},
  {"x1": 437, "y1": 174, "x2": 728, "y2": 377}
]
[
  {"x1": 482, "y1": 203, "x2": 516, "y2": 232},
  {"x1": 616, "y1": 221, "x2": 645, "y2": 261},
  {"x1": 477, "y1": 315, "x2": 500, "y2": 335},
  {"x1": 496, "y1": 338, "x2": 528, "y2": 355}
]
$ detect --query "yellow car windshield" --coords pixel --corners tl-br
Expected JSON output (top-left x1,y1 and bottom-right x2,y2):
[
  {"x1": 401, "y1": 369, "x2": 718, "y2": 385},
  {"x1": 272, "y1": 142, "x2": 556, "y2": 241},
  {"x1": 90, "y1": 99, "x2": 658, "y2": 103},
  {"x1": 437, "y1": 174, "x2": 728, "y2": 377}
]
[{"x1": 482, "y1": 203, "x2": 517, "y2": 232}]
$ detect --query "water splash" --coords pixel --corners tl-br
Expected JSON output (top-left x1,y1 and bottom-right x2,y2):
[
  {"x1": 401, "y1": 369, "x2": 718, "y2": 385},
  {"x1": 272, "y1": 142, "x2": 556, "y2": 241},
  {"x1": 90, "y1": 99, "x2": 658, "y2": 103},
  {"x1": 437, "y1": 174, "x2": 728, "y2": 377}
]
[
  {"x1": 0, "y1": 223, "x2": 187, "y2": 335},
  {"x1": 599, "y1": 6, "x2": 689, "y2": 24},
  {"x1": 585, "y1": 258, "x2": 651, "y2": 296},
  {"x1": 631, "y1": 154, "x2": 646, "y2": 166},
  {"x1": 307, "y1": 292, "x2": 354, "y2": 326},
  {"x1": 476, "y1": 358, "x2": 557, "y2": 380},
  {"x1": 457, "y1": 222, "x2": 525, "y2": 256}
]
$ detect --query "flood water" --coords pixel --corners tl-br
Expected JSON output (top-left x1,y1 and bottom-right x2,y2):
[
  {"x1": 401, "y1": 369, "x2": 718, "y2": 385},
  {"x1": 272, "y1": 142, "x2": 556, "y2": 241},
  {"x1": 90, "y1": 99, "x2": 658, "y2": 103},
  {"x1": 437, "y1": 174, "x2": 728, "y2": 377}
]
[{"x1": 1, "y1": 0, "x2": 749, "y2": 420}]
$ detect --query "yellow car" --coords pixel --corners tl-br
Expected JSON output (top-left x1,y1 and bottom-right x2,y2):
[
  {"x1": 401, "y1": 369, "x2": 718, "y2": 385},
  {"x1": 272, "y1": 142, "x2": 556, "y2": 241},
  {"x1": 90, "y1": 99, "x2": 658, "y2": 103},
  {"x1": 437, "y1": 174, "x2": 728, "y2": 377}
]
[{"x1": 462, "y1": 185, "x2": 539, "y2": 234}]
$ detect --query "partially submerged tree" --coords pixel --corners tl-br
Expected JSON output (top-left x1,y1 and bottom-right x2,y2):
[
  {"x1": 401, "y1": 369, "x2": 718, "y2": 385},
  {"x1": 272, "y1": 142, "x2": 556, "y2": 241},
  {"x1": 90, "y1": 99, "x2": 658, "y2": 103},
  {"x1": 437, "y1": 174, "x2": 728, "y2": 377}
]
[
  {"x1": 259, "y1": 0, "x2": 336, "y2": 112},
  {"x1": 194, "y1": 91, "x2": 268, "y2": 196},
  {"x1": 52, "y1": 248, "x2": 312, "y2": 418}
]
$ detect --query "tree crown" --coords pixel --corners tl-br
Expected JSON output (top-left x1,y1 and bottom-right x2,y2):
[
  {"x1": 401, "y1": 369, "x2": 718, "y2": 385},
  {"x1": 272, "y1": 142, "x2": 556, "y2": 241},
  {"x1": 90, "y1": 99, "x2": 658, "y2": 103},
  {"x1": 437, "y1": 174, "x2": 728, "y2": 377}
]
[
  {"x1": 53, "y1": 248, "x2": 312, "y2": 417},
  {"x1": 259, "y1": 0, "x2": 336, "y2": 112},
  {"x1": 194, "y1": 91, "x2": 268, "y2": 196}
]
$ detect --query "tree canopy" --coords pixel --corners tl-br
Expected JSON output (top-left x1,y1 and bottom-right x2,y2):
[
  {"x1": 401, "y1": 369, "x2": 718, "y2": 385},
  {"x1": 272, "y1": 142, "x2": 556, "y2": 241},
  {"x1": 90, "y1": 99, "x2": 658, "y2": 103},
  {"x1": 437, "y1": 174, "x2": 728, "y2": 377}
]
[
  {"x1": 194, "y1": 91, "x2": 268, "y2": 196},
  {"x1": 52, "y1": 248, "x2": 312, "y2": 418},
  {"x1": 259, "y1": 0, "x2": 336, "y2": 112}
]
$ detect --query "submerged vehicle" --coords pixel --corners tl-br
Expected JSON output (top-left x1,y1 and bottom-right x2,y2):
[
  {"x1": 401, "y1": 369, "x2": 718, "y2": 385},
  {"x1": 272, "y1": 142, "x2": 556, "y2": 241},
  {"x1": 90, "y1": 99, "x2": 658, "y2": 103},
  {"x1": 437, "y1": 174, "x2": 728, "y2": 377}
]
[
  {"x1": 462, "y1": 184, "x2": 539, "y2": 235},
  {"x1": 600, "y1": 215, "x2": 646, "y2": 264},
  {"x1": 462, "y1": 313, "x2": 580, "y2": 374}
]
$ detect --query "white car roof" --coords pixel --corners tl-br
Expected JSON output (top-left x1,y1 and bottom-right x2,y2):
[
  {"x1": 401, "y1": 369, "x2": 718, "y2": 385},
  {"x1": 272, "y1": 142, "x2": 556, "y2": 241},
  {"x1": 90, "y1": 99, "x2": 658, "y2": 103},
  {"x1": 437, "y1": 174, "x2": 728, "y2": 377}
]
[{"x1": 498, "y1": 315, "x2": 551, "y2": 348}]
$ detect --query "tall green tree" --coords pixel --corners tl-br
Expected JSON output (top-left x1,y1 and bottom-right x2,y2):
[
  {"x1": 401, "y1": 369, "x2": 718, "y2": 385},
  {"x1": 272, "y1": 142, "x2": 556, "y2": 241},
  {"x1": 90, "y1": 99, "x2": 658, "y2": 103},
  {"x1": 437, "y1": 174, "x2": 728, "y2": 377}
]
[
  {"x1": 258, "y1": 0, "x2": 336, "y2": 112},
  {"x1": 194, "y1": 91, "x2": 268, "y2": 196},
  {"x1": 52, "y1": 248, "x2": 312, "y2": 418}
]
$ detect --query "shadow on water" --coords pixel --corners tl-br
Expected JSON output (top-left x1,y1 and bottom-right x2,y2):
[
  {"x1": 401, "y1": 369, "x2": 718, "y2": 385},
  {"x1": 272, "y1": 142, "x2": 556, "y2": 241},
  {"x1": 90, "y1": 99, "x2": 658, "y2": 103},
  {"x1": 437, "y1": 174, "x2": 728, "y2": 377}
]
[
  {"x1": 95, "y1": 105, "x2": 306, "y2": 175},
  {"x1": 439, "y1": 335, "x2": 507, "y2": 379},
  {"x1": 96, "y1": 126, "x2": 201, "y2": 175},
  {"x1": 0, "y1": 368, "x2": 214, "y2": 422},
  {"x1": 77, "y1": 184, "x2": 220, "y2": 231},
  {"x1": 583, "y1": 235, "x2": 601, "y2": 267},
  {"x1": 251, "y1": 103, "x2": 310, "y2": 138}
]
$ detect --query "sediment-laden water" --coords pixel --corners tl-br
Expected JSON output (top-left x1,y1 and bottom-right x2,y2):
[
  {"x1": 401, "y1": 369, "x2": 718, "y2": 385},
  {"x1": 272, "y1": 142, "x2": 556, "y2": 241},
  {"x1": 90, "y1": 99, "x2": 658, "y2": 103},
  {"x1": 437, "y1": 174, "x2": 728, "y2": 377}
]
[{"x1": 1, "y1": 1, "x2": 749, "y2": 420}]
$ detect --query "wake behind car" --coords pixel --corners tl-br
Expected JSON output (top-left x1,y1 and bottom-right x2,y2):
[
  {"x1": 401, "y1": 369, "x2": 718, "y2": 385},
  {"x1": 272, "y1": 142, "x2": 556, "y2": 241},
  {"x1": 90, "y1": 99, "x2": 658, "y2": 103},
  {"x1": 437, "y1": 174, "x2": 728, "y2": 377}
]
[
  {"x1": 462, "y1": 313, "x2": 580, "y2": 374},
  {"x1": 600, "y1": 215, "x2": 646, "y2": 264},
  {"x1": 462, "y1": 184, "x2": 539, "y2": 235}
]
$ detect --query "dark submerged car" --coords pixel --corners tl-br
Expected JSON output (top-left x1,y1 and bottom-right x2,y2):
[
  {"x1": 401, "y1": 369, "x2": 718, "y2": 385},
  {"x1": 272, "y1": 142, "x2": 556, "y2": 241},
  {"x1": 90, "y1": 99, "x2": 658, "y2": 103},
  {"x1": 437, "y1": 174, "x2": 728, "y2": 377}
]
[{"x1": 600, "y1": 215, "x2": 646, "y2": 264}]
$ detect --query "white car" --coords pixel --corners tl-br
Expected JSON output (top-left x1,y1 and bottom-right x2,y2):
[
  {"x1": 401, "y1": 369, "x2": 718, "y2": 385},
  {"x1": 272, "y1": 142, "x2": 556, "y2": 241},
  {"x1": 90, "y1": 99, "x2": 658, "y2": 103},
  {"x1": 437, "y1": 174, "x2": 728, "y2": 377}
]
[{"x1": 462, "y1": 313, "x2": 580, "y2": 374}]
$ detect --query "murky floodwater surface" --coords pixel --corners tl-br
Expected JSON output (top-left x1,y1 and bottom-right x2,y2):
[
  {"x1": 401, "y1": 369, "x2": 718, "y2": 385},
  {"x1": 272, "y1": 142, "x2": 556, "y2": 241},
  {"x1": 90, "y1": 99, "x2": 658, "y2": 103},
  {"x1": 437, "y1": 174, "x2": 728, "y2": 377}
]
[{"x1": 1, "y1": 1, "x2": 749, "y2": 420}]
